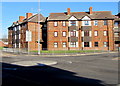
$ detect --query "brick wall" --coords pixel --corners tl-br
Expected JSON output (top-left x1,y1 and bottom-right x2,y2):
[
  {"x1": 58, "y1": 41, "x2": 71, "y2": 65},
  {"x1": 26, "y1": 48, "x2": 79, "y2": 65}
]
[{"x1": 47, "y1": 20, "x2": 114, "y2": 51}]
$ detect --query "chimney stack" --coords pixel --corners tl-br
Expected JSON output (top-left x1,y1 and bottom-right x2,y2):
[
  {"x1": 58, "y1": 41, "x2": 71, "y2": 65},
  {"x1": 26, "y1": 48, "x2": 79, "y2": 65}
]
[
  {"x1": 89, "y1": 7, "x2": 93, "y2": 15},
  {"x1": 19, "y1": 16, "x2": 25, "y2": 22},
  {"x1": 26, "y1": 13, "x2": 33, "y2": 19},
  {"x1": 67, "y1": 8, "x2": 71, "y2": 15}
]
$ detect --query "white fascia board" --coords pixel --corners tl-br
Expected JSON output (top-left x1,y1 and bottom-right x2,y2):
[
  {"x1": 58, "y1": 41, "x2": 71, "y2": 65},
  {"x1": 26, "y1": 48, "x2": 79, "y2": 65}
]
[
  {"x1": 81, "y1": 16, "x2": 91, "y2": 20},
  {"x1": 68, "y1": 16, "x2": 77, "y2": 20}
]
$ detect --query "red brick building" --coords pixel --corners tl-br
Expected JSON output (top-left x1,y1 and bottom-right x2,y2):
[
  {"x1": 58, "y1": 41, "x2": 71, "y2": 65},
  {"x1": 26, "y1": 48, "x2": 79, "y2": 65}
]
[
  {"x1": 8, "y1": 7, "x2": 118, "y2": 51},
  {"x1": 8, "y1": 13, "x2": 47, "y2": 51},
  {"x1": 47, "y1": 7, "x2": 115, "y2": 51}
]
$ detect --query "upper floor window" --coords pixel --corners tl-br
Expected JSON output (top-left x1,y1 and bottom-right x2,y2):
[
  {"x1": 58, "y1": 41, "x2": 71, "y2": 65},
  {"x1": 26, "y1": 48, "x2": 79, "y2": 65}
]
[
  {"x1": 84, "y1": 31, "x2": 89, "y2": 36},
  {"x1": 94, "y1": 20, "x2": 98, "y2": 26},
  {"x1": 103, "y1": 31, "x2": 107, "y2": 36},
  {"x1": 103, "y1": 20, "x2": 107, "y2": 25},
  {"x1": 62, "y1": 31, "x2": 66, "y2": 37},
  {"x1": 54, "y1": 31, "x2": 58, "y2": 37},
  {"x1": 84, "y1": 21, "x2": 89, "y2": 25},
  {"x1": 70, "y1": 31, "x2": 76, "y2": 37},
  {"x1": 54, "y1": 21, "x2": 58, "y2": 26},
  {"x1": 62, "y1": 21, "x2": 66, "y2": 26},
  {"x1": 94, "y1": 31, "x2": 98, "y2": 36},
  {"x1": 70, "y1": 21, "x2": 76, "y2": 26}
]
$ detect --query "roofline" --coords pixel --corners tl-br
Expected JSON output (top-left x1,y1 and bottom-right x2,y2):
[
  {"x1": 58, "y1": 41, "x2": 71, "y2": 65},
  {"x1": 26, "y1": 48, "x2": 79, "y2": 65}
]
[{"x1": 49, "y1": 11, "x2": 112, "y2": 15}]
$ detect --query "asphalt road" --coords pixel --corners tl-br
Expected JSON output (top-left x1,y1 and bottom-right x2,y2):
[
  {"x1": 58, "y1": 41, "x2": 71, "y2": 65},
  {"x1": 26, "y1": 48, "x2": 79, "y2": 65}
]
[{"x1": 2, "y1": 52, "x2": 119, "y2": 86}]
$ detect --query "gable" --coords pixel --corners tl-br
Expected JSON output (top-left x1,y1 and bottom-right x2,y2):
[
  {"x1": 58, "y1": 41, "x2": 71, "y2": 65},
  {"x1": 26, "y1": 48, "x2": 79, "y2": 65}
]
[
  {"x1": 81, "y1": 16, "x2": 91, "y2": 20},
  {"x1": 68, "y1": 16, "x2": 77, "y2": 20}
]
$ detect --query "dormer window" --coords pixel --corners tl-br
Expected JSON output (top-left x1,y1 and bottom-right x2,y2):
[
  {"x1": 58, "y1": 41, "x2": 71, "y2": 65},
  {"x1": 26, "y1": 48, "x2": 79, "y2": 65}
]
[
  {"x1": 70, "y1": 21, "x2": 76, "y2": 26},
  {"x1": 84, "y1": 21, "x2": 89, "y2": 25},
  {"x1": 81, "y1": 16, "x2": 91, "y2": 26}
]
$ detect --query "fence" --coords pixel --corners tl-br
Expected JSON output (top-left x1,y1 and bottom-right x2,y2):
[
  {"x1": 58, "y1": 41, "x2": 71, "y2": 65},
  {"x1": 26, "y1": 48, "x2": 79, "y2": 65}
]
[{"x1": 2, "y1": 47, "x2": 118, "y2": 56}]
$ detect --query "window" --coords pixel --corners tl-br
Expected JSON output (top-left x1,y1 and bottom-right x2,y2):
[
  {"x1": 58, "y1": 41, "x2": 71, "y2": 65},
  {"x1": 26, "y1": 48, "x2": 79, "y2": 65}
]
[
  {"x1": 62, "y1": 31, "x2": 66, "y2": 37},
  {"x1": 70, "y1": 42, "x2": 76, "y2": 47},
  {"x1": 84, "y1": 21, "x2": 89, "y2": 25},
  {"x1": 54, "y1": 42, "x2": 58, "y2": 48},
  {"x1": 103, "y1": 31, "x2": 107, "y2": 36},
  {"x1": 84, "y1": 42, "x2": 89, "y2": 47},
  {"x1": 70, "y1": 31, "x2": 76, "y2": 37},
  {"x1": 114, "y1": 32, "x2": 119, "y2": 37},
  {"x1": 84, "y1": 31, "x2": 89, "y2": 36},
  {"x1": 62, "y1": 21, "x2": 66, "y2": 26},
  {"x1": 103, "y1": 20, "x2": 107, "y2": 25},
  {"x1": 94, "y1": 31, "x2": 98, "y2": 36},
  {"x1": 103, "y1": 42, "x2": 108, "y2": 47},
  {"x1": 94, "y1": 20, "x2": 98, "y2": 26},
  {"x1": 63, "y1": 42, "x2": 67, "y2": 47},
  {"x1": 70, "y1": 21, "x2": 76, "y2": 26},
  {"x1": 54, "y1": 21, "x2": 58, "y2": 26},
  {"x1": 94, "y1": 42, "x2": 98, "y2": 47},
  {"x1": 54, "y1": 31, "x2": 58, "y2": 37}
]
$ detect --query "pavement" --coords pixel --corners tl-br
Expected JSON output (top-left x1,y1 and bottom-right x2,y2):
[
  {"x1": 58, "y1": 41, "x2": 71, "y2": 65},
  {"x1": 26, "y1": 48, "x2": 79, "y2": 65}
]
[{"x1": 11, "y1": 61, "x2": 57, "y2": 66}]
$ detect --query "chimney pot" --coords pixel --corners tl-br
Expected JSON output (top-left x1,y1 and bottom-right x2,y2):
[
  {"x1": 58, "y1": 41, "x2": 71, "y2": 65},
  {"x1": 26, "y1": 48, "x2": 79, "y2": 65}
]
[
  {"x1": 67, "y1": 8, "x2": 71, "y2": 15},
  {"x1": 26, "y1": 13, "x2": 33, "y2": 19},
  {"x1": 89, "y1": 7, "x2": 93, "y2": 14},
  {"x1": 19, "y1": 16, "x2": 25, "y2": 22}
]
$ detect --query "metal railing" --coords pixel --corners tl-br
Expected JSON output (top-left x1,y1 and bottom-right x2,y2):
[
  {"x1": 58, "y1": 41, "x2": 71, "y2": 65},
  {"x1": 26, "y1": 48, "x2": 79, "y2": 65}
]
[{"x1": 2, "y1": 47, "x2": 118, "y2": 56}]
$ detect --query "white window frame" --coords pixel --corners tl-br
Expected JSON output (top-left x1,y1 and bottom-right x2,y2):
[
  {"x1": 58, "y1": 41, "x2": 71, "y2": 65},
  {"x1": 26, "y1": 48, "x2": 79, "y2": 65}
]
[
  {"x1": 62, "y1": 31, "x2": 66, "y2": 37},
  {"x1": 54, "y1": 42, "x2": 58, "y2": 48},
  {"x1": 94, "y1": 20, "x2": 98, "y2": 26},
  {"x1": 70, "y1": 21, "x2": 76, "y2": 26},
  {"x1": 70, "y1": 31, "x2": 76, "y2": 37},
  {"x1": 103, "y1": 42, "x2": 108, "y2": 47},
  {"x1": 70, "y1": 42, "x2": 76, "y2": 47},
  {"x1": 62, "y1": 21, "x2": 66, "y2": 26},
  {"x1": 54, "y1": 21, "x2": 58, "y2": 26},
  {"x1": 54, "y1": 31, "x2": 58, "y2": 37},
  {"x1": 84, "y1": 21, "x2": 89, "y2": 25},
  {"x1": 94, "y1": 31, "x2": 98, "y2": 36},
  {"x1": 63, "y1": 42, "x2": 67, "y2": 47},
  {"x1": 103, "y1": 31, "x2": 107, "y2": 36}
]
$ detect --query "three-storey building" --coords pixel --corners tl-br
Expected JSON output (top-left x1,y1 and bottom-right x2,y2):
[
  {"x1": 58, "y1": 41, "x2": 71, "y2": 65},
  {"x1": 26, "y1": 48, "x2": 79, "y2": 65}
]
[{"x1": 47, "y1": 7, "x2": 115, "y2": 51}]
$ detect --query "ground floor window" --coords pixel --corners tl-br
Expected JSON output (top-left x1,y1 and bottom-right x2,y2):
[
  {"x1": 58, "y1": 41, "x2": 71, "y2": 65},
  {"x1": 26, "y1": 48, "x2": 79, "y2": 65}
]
[
  {"x1": 70, "y1": 42, "x2": 76, "y2": 47},
  {"x1": 84, "y1": 42, "x2": 89, "y2": 47},
  {"x1": 63, "y1": 42, "x2": 67, "y2": 47},
  {"x1": 54, "y1": 42, "x2": 58, "y2": 48},
  {"x1": 103, "y1": 42, "x2": 108, "y2": 47},
  {"x1": 94, "y1": 42, "x2": 98, "y2": 47}
]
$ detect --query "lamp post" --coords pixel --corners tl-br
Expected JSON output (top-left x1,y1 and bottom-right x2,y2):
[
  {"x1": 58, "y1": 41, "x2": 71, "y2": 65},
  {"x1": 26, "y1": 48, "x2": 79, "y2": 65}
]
[{"x1": 38, "y1": 0, "x2": 40, "y2": 55}]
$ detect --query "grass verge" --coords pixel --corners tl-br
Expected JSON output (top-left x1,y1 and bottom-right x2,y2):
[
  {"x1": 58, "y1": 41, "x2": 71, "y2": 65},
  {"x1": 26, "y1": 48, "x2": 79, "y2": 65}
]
[{"x1": 31, "y1": 50, "x2": 101, "y2": 53}]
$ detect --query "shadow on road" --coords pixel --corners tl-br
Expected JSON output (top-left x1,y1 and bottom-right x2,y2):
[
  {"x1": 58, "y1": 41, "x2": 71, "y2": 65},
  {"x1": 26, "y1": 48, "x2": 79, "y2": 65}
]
[{"x1": 2, "y1": 62, "x2": 106, "y2": 86}]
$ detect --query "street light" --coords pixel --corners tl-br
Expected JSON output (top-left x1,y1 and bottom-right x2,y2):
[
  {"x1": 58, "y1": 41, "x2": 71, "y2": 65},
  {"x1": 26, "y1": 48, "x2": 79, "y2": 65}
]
[{"x1": 38, "y1": 0, "x2": 40, "y2": 55}]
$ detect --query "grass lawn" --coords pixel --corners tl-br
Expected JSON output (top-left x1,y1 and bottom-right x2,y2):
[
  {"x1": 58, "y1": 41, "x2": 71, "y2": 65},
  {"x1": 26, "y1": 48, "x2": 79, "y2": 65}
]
[
  {"x1": 31, "y1": 50, "x2": 101, "y2": 53},
  {"x1": 0, "y1": 47, "x2": 3, "y2": 50}
]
